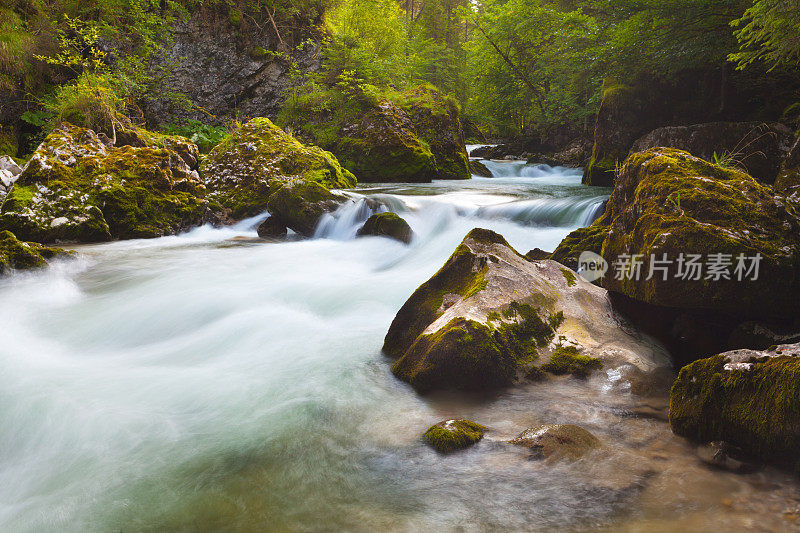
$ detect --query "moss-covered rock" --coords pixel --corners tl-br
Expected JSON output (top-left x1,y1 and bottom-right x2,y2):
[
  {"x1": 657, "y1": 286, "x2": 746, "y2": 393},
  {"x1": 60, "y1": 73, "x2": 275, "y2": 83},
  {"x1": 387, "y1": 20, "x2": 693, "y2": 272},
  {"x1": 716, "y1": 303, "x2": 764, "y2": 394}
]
[
  {"x1": 256, "y1": 215, "x2": 288, "y2": 239},
  {"x1": 510, "y1": 424, "x2": 600, "y2": 460},
  {"x1": 421, "y1": 419, "x2": 486, "y2": 453},
  {"x1": 0, "y1": 230, "x2": 72, "y2": 274},
  {"x1": 264, "y1": 180, "x2": 347, "y2": 237},
  {"x1": 199, "y1": 117, "x2": 355, "y2": 219},
  {"x1": 583, "y1": 84, "x2": 650, "y2": 187},
  {"x1": 0, "y1": 123, "x2": 215, "y2": 243},
  {"x1": 384, "y1": 227, "x2": 671, "y2": 394},
  {"x1": 356, "y1": 212, "x2": 412, "y2": 244},
  {"x1": 280, "y1": 85, "x2": 468, "y2": 183},
  {"x1": 469, "y1": 160, "x2": 492, "y2": 177},
  {"x1": 550, "y1": 224, "x2": 609, "y2": 271},
  {"x1": 541, "y1": 346, "x2": 603, "y2": 377},
  {"x1": 398, "y1": 85, "x2": 469, "y2": 181},
  {"x1": 630, "y1": 121, "x2": 794, "y2": 184},
  {"x1": 669, "y1": 342, "x2": 800, "y2": 471},
  {"x1": 597, "y1": 147, "x2": 800, "y2": 319}
]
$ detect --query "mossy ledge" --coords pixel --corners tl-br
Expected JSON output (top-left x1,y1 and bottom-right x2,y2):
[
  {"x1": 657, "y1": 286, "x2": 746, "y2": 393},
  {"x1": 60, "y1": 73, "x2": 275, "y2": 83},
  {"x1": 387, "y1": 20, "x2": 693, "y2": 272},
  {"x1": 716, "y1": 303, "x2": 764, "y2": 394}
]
[
  {"x1": 422, "y1": 419, "x2": 486, "y2": 453},
  {"x1": 0, "y1": 230, "x2": 72, "y2": 274},
  {"x1": 669, "y1": 343, "x2": 800, "y2": 472},
  {"x1": 541, "y1": 346, "x2": 603, "y2": 377}
]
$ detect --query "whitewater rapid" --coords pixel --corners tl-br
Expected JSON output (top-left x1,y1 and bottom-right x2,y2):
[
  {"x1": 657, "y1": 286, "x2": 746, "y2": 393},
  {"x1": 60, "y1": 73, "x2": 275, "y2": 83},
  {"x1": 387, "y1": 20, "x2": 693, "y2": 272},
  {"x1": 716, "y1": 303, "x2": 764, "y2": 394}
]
[{"x1": 1, "y1": 160, "x2": 796, "y2": 531}]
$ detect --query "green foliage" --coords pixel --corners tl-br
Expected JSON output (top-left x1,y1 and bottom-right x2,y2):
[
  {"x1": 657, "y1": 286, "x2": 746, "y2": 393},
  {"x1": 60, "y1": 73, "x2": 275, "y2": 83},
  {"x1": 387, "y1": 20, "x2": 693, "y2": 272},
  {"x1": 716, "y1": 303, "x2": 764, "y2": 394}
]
[
  {"x1": 730, "y1": 0, "x2": 800, "y2": 70},
  {"x1": 160, "y1": 120, "x2": 229, "y2": 153},
  {"x1": 45, "y1": 72, "x2": 127, "y2": 134}
]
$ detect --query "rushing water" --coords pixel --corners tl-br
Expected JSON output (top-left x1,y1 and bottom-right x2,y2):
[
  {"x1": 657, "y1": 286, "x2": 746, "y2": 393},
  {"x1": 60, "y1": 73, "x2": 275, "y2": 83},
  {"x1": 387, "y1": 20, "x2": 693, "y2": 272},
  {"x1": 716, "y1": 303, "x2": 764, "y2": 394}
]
[{"x1": 1, "y1": 159, "x2": 799, "y2": 532}]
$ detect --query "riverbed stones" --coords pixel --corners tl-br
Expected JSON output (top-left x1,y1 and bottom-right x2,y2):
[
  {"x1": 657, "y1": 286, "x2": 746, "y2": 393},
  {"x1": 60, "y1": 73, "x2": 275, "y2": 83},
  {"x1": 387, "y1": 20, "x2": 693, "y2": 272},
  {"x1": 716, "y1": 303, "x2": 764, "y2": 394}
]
[
  {"x1": 669, "y1": 342, "x2": 800, "y2": 472},
  {"x1": 384, "y1": 227, "x2": 671, "y2": 393},
  {"x1": 422, "y1": 419, "x2": 486, "y2": 453},
  {"x1": 469, "y1": 160, "x2": 493, "y2": 177},
  {"x1": 510, "y1": 424, "x2": 600, "y2": 460},
  {"x1": 199, "y1": 117, "x2": 355, "y2": 219},
  {"x1": 356, "y1": 212, "x2": 413, "y2": 244},
  {"x1": 0, "y1": 122, "x2": 215, "y2": 243}
]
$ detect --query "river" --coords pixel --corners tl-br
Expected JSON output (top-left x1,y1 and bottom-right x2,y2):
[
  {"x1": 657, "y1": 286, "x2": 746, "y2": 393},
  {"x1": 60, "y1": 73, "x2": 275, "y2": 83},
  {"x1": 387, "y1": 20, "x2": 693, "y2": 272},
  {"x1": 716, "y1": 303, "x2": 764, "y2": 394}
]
[{"x1": 1, "y1": 158, "x2": 798, "y2": 531}]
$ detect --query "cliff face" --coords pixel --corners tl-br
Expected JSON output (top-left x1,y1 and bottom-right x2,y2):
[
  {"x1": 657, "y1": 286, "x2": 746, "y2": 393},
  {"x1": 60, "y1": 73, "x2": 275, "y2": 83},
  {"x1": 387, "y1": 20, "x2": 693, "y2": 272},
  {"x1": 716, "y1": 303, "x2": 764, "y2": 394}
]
[{"x1": 142, "y1": 5, "x2": 321, "y2": 126}]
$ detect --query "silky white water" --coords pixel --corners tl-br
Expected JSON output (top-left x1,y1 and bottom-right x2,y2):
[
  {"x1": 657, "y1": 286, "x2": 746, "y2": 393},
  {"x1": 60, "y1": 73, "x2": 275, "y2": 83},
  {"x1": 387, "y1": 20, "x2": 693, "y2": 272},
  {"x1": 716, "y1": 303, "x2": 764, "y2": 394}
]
[{"x1": 1, "y1": 160, "x2": 798, "y2": 531}]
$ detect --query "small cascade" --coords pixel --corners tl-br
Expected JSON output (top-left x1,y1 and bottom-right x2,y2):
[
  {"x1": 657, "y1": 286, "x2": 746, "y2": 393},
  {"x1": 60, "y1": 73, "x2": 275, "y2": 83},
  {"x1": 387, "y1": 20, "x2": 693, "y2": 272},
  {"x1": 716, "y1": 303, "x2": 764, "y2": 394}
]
[
  {"x1": 476, "y1": 197, "x2": 607, "y2": 227},
  {"x1": 315, "y1": 198, "x2": 387, "y2": 240}
]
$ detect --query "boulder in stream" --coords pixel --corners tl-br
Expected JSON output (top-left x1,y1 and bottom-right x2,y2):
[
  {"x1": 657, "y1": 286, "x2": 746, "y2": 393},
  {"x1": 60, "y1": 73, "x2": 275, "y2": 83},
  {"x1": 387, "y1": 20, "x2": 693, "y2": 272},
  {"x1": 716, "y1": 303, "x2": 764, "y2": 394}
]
[
  {"x1": 510, "y1": 424, "x2": 600, "y2": 461},
  {"x1": 422, "y1": 419, "x2": 486, "y2": 453},
  {"x1": 384, "y1": 227, "x2": 671, "y2": 393},
  {"x1": 199, "y1": 117, "x2": 355, "y2": 219},
  {"x1": 0, "y1": 123, "x2": 215, "y2": 243},
  {"x1": 469, "y1": 160, "x2": 493, "y2": 178},
  {"x1": 265, "y1": 180, "x2": 348, "y2": 237},
  {"x1": 356, "y1": 212, "x2": 412, "y2": 244},
  {"x1": 670, "y1": 342, "x2": 800, "y2": 472},
  {"x1": 0, "y1": 230, "x2": 72, "y2": 274}
]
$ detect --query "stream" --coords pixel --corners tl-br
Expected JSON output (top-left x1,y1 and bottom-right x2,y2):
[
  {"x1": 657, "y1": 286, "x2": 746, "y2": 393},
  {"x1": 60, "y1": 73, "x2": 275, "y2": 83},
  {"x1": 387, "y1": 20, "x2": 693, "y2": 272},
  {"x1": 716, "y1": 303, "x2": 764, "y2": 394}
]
[{"x1": 1, "y1": 156, "x2": 798, "y2": 531}]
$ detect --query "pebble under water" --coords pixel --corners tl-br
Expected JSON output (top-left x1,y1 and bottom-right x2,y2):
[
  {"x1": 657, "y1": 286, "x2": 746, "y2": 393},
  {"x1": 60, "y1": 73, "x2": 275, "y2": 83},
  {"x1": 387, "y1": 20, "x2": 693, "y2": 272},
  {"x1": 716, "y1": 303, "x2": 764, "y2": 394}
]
[{"x1": 1, "y1": 161, "x2": 799, "y2": 531}]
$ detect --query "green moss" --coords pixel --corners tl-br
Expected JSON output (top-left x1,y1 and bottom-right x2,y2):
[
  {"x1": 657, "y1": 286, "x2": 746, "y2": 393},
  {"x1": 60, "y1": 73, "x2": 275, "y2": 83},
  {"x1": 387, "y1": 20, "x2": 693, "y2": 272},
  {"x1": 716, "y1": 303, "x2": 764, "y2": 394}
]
[
  {"x1": 0, "y1": 125, "x2": 18, "y2": 157},
  {"x1": 670, "y1": 353, "x2": 800, "y2": 470},
  {"x1": 228, "y1": 7, "x2": 242, "y2": 26},
  {"x1": 200, "y1": 117, "x2": 355, "y2": 218},
  {"x1": 560, "y1": 268, "x2": 577, "y2": 287},
  {"x1": 422, "y1": 419, "x2": 486, "y2": 453},
  {"x1": 550, "y1": 224, "x2": 609, "y2": 272},
  {"x1": 0, "y1": 230, "x2": 72, "y2": 274},
  {"x1": 541, "y1": 346, "x2": 603, "y2": 377}
]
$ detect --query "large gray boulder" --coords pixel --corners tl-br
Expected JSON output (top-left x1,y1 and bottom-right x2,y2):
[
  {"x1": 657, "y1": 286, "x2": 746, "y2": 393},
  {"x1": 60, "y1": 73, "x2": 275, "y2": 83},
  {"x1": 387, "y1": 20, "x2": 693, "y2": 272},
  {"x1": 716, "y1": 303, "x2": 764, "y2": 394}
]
[{"x1": 384, "y1": 228, "x2": 672, "y2": 393}]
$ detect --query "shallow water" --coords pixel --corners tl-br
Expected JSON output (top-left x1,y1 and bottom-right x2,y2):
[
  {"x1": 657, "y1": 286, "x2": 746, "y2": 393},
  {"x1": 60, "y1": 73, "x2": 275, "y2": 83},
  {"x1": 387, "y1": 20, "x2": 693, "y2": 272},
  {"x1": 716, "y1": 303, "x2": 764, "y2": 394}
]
[{"x1": 1, "y1": 160, "x2": 799, "y2": 531}]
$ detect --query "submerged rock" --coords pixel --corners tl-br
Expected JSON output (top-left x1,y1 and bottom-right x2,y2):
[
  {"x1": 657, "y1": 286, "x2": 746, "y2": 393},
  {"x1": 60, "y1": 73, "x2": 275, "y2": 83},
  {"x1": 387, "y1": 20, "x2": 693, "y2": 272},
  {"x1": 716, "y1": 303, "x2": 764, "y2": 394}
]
[
  {"x1": 0, "y1": 230, "x2": 72, "y2": 274},
  {"x1": 695, "y1": 441, "x2": 758, "y2": 474},
  {"x1": 630, "y1": 121, "x2": 793, "y2": 184},
  {"x1": 510, "y1": 424, "x2": 600, "y2": 460},
  {"x1": 669, "y1": 342, "x2": 800, "y2": 472},
  {"x1": 384, "y1": 227, "x2": 671, "y2": 393},
  {"x1": 199, "y1": 117, "x2": 355, "y2": 219},
  {"x1": 356, "y1": 212, "x2": 412, "y2": 244},
  {"x1": 422, "y1": 419, "x2": 486, "y2": 453},
  {"x1": 0, "y1": 123, "x2": 215, "y2": 243}
]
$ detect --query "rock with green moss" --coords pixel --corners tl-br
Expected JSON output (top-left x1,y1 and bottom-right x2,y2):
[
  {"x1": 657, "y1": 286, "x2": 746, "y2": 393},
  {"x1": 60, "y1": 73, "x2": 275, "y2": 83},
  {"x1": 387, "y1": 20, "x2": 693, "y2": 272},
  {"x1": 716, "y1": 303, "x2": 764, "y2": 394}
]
[
  {"x1": 0, "y1": 230, "x2": 72, "y2": 274},
  {"x1": 422, "y1": 419, "x2": 486, "y2": 453},
  {"x1": 399, "y1": 85, "x2": 470, "y2": 181},
  {"x1": 510, "y1": 424, "x2": 600, "y2": 460},
  {"x1": 281, "y1": 84, "x2": 468, "y2": 183},
  {"x1": 583, "y1": 83, "x2": 651, "y2": 187},
  {"x1": 630, "y1": 121, "x2": 793, "y2": 184},
  {"x1": 264, "y1": 180, "x2": 348, "y2": 237},
  {"x1": 0, "y1": 122, "x2": 216, "y2": 243},
  {"x1": 469, "y1": 160, "x2": 492, "y2": 177},
  {"x1": 384, "y1": 227, "x2": 671, "y2": 393},
  {"x1": 541, "y1": 346, "x2": 603, "y2": 377},
  {"x1": 669, "y1": 342, "x2": 800, "y2": 471},
  {"x1": 597, "y1": 147, "x2": 800, "y2": 319},
  {"x1": 550, "y1": 224, "x2": 609, "y2": 271},
  {"x1": 356, "y1": 212, "x2": 412, "y2": 244},
  {"x1": 199, "y1": 117, "x2": 355, "y2": 219}
]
